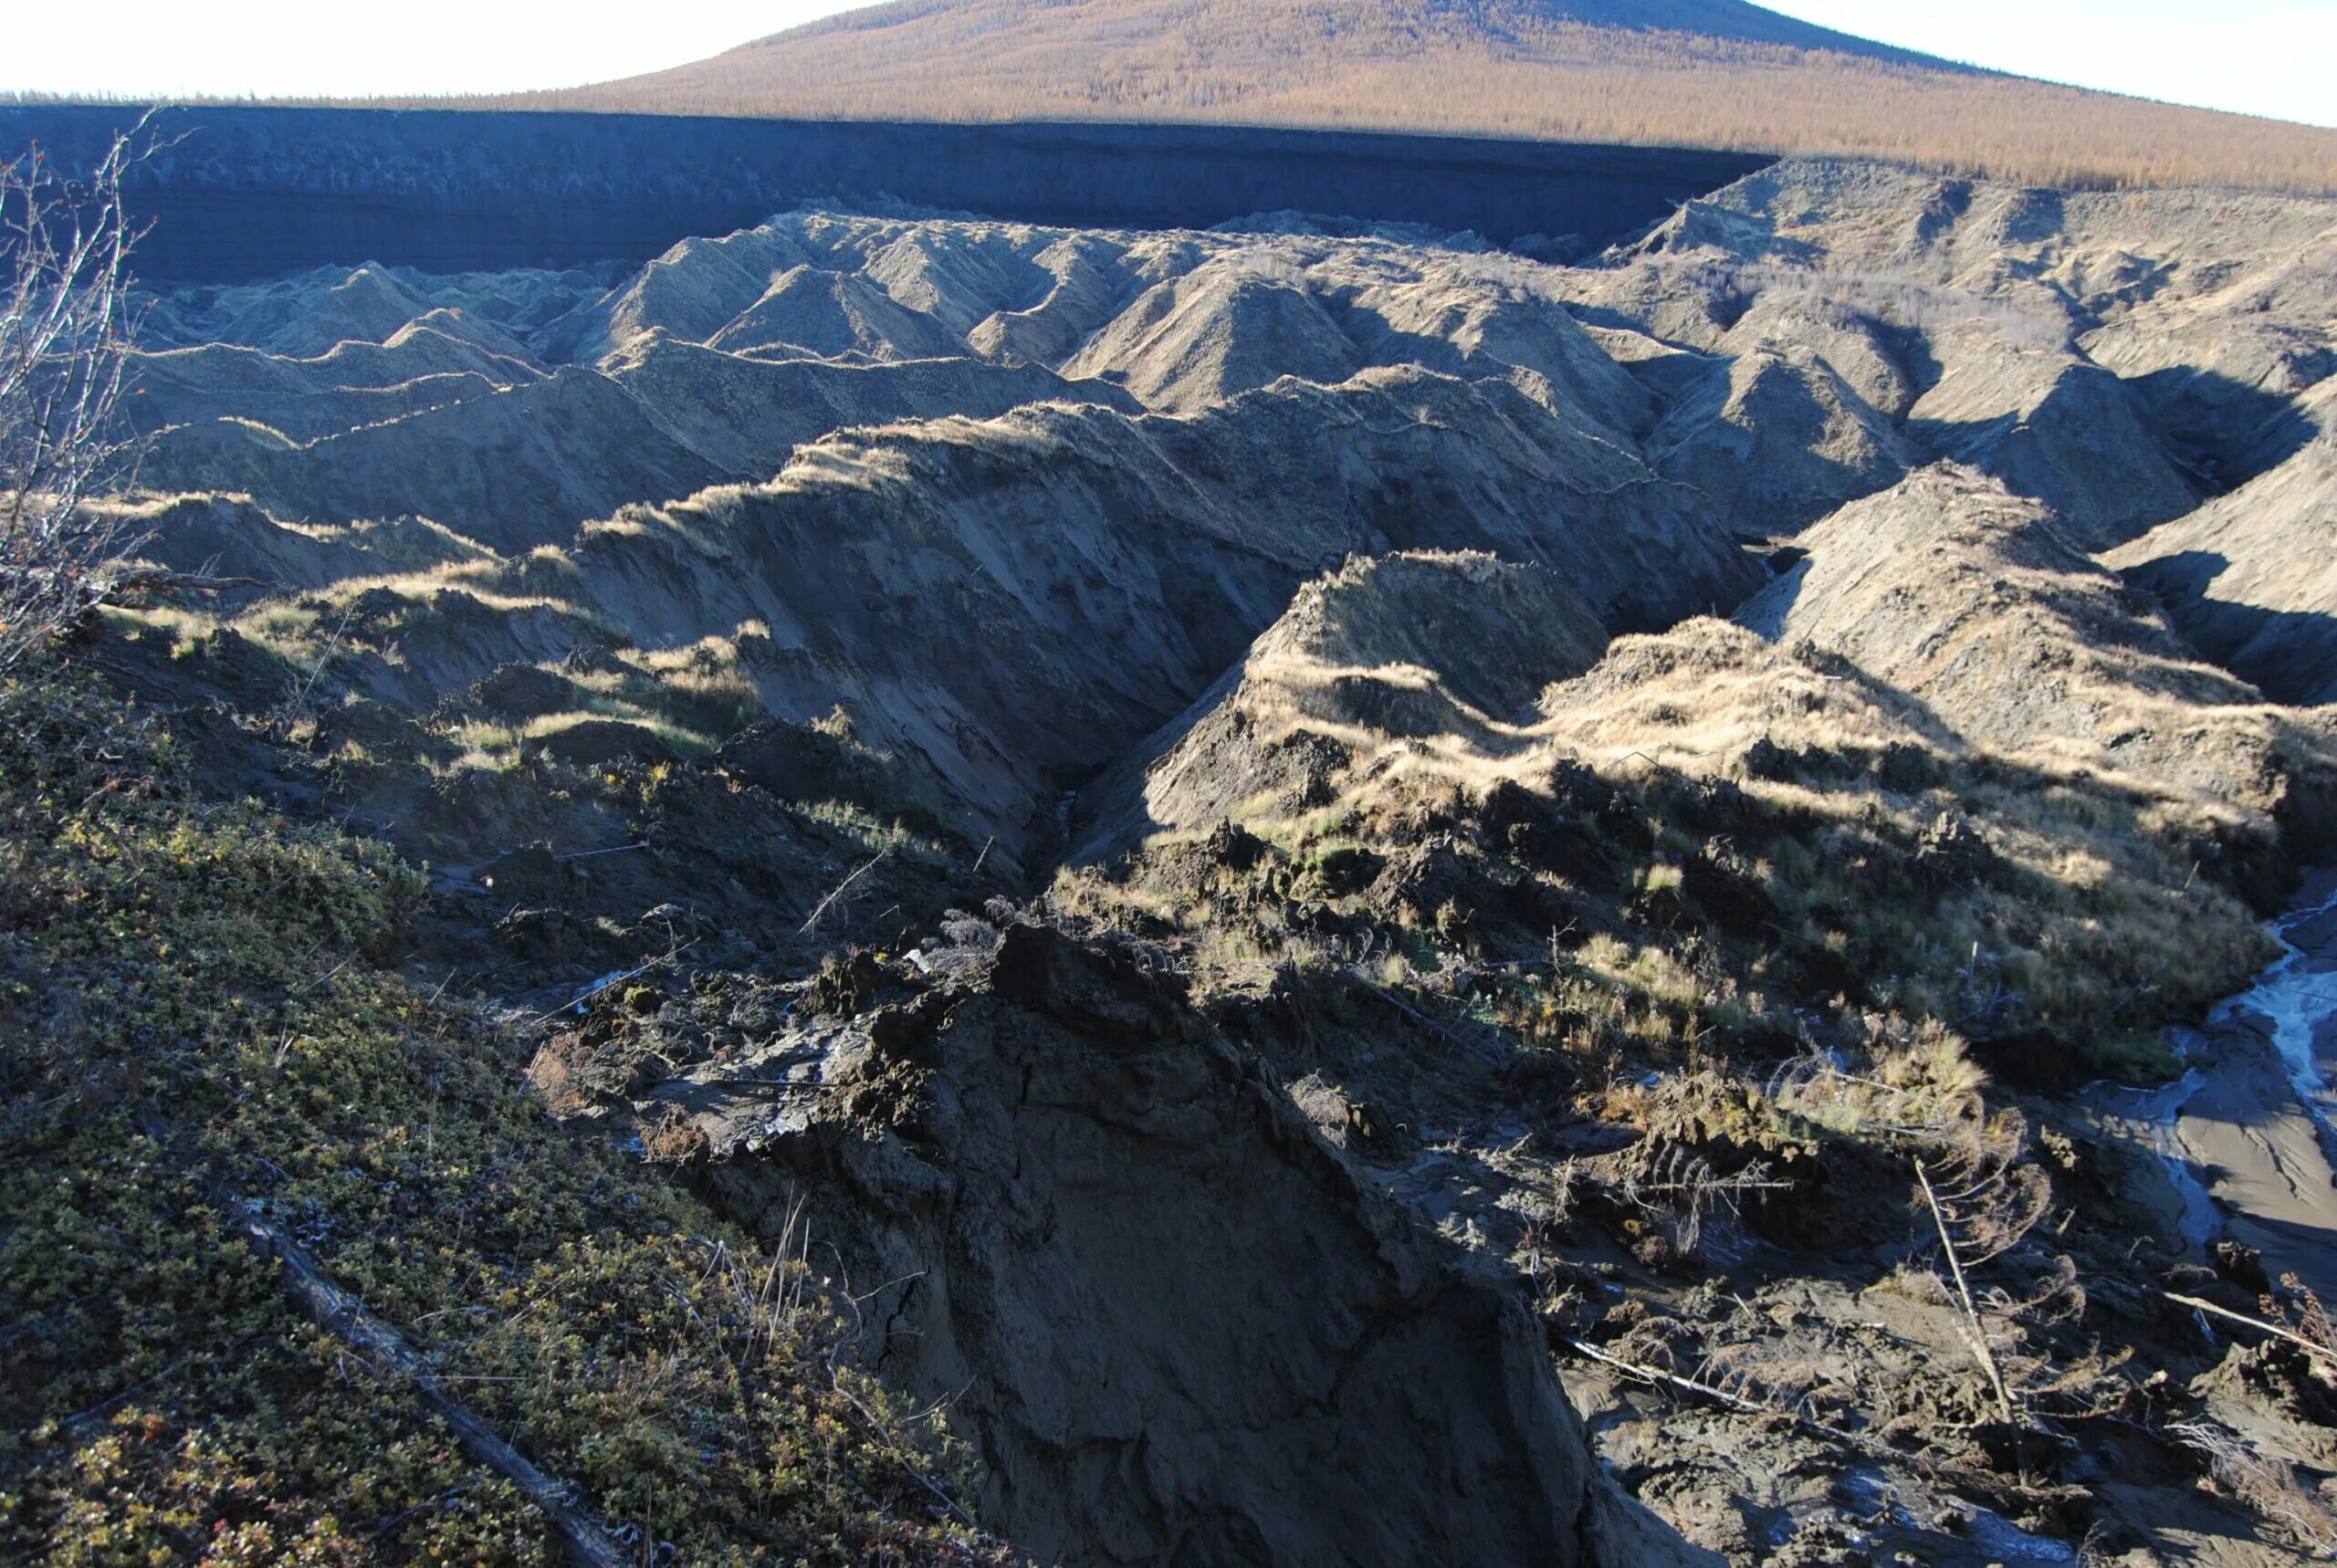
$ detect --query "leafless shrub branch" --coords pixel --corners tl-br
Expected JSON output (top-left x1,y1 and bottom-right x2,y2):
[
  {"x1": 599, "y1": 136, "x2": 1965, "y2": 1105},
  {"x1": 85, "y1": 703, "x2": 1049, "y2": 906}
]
[
  {"x1": 1773, "y1": 1040, "x2": 2128, "y2": 1434},
  {"x1": 2165, "y1": 1289, "x2": 2337, "y2": 1372},
  {"x1": 0, "y1": 113, "x2": 160, "y2": 672},
  {"x1": 1617, "y1": 1139, "x2": 1792, "y2": 1256},
  {"x1": 2172, "y1": 1421, "x2": 2337, "y2": 1558}
]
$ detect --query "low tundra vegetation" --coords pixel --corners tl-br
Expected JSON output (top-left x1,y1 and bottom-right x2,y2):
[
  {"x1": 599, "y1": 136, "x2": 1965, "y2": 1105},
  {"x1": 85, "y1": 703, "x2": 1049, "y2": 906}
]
[
  {"x1": 1058, "y1": 731, "x2": 2269, "y2": 1082},
  {"x1": 0, "y1": 673, "x2": 1004, "y2": 1565}
]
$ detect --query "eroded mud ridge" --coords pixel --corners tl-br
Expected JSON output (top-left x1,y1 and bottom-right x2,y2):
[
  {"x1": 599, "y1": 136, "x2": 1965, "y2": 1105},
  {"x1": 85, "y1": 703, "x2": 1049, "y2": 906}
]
[{"x1": 73, "y1": 156, "x2": 2337, "y2": 1563}]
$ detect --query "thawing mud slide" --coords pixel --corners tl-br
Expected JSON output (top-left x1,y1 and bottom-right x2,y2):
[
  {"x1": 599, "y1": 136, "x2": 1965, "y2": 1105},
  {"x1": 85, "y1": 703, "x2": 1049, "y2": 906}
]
[{"x1": 16, "y1": 140, "x2": 2337, "y2": 1565}]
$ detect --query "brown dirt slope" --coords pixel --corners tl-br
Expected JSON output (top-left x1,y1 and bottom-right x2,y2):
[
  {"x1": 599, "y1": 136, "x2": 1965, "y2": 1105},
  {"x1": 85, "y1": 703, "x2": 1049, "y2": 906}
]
[
  {"x1": 1079, "y1": 549, "x2": 1609, "y2": 852},
  {"x1": 1567, "y1": 156, "x2": 2335, "y2": 548},
  {"x1": 2109, "y1": 383, "x2": 2337, "y2": 707},
  {"x1": 1735, "y1": 463, "x2": 2322, "y2": 826},
  {"x1": 534, "y1": 371, "x2": 1755, "y2": 859}
]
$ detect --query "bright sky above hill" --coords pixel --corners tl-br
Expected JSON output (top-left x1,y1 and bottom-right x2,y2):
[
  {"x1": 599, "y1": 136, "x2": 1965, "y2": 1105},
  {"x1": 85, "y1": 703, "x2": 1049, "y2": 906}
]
[
  {"x1": 1768, "y1": 1, "x2": 2335, "y2": 128},
  {"x1": 6, "y1": 1, "x2": 2332, "y2": 130}
]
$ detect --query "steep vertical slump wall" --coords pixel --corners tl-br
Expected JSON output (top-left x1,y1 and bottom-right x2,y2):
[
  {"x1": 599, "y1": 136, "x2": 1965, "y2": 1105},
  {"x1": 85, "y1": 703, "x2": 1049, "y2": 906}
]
[
  {"x1": 694, "y1": 925, "x2": 1702, "y2": 1567},
  {"x1": 0, "y1": 105, "x2": 1770, "y2": 283}
]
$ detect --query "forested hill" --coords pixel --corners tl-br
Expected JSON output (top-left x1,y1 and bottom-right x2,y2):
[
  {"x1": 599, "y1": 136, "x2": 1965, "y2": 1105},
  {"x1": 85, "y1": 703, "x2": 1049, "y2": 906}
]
[{"x1": 463, "y1": 0, "x2": 2337, "y2": 193}]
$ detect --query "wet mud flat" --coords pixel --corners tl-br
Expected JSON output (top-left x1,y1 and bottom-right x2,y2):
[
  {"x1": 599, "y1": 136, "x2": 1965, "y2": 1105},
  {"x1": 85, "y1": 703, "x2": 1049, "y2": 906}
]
[{"x1": 2095, "y1": 871, "x2": 2337, "y2": 1301}]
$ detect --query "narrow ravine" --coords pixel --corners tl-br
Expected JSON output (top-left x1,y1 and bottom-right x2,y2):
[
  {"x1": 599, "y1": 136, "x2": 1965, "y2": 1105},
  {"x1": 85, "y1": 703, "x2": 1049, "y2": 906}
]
[{"x1": 2095, "y1": 871, "x2": 2337, "y2": 1299}]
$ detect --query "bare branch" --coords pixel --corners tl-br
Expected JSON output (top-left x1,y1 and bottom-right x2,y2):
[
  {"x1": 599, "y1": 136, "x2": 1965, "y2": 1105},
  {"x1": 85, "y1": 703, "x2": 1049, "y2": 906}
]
[
  {"x1": 0, "y1": 111, "x2": 162, "y2": 672},
  {"x1": 800, "y1": 848, "x2": 891, "y2": 935},
  {"x1": 2165, "y1": 1291, "x2": 2337, "y2": 1371},
  {"x1": 228, "y1": 1193, "x2": 631, "y2": 1567},
  {"x1": 102, "y1": 567, "x2": 276, "y2": 596}
]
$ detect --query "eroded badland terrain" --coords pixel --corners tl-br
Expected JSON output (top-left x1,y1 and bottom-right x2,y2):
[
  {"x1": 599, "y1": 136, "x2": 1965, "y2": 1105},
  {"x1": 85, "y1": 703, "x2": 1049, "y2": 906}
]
[{"x1": 9, "y1": 119, "x2": 2337, "y2": 1567}]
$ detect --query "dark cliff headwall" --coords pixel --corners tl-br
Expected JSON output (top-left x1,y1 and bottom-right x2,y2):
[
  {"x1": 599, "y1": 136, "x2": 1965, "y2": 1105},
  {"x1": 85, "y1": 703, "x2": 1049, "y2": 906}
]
[{"x1": 0, "y1": 105, "x2": 1769, "y2": 282}]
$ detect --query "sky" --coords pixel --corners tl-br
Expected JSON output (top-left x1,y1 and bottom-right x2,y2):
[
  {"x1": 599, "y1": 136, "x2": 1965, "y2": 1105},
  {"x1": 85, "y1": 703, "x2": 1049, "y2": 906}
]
[
  {"x1": 5, "y1": 1, "x2": 2332, "y2": 130},
  {"x1": 1766, "y1": 1, "x2": 2337, "y2": 127}
]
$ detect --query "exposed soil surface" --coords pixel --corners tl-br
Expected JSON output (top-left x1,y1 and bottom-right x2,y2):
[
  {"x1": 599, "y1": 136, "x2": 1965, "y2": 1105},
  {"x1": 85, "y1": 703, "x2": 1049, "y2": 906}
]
[{"x1": 39, "y1": 150, "x2": 2337, "y2": 1563}]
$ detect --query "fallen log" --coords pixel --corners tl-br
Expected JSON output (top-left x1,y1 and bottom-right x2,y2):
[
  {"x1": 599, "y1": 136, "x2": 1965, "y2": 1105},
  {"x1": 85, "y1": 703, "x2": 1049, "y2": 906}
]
[
  {"x1": 103, "y1": 568, "x2": 278, "y2": 596},
  {"x1": 2166, "y1": 1291, "x2": 2337, "y2": 1369},
  {"x1": 228, "y1": 1200, "x2": 631, "y2": 1568}
]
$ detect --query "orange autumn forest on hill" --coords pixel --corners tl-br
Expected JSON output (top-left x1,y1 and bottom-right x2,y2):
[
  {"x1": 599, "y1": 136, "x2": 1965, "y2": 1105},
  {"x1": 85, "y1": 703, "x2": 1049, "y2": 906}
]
[{"x1": 442, "y1": 0, "x2": 2337, "y2": 193}]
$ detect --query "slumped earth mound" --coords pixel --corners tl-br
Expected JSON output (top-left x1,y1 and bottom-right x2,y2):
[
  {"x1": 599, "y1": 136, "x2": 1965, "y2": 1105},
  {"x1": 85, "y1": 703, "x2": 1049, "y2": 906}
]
[{"x1": 11, "y1": 149, "x2": 2337, "y2": 1564}]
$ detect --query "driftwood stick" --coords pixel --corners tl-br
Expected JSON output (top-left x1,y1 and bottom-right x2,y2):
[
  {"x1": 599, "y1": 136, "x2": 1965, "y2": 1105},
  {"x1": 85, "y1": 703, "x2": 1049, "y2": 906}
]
[
  {"x1": 2167, "y1": 1291, "x2": 2337, "y2": 1369},
  {"x1": 800, "y1": 849, "x2": 889, "y2": 935},
  {"x1": 1566, "y1": 1337, "x2": 1920, "y2": 1467},
  {"x1": 104, "y1": 568, "x2": 277, "y2": 596},
  {"x1": 230, "y1": 1203, "x2": 630, "y2": 1568},
  {"x1": 1567, "y1": 1337, "x2": 1774, "y2": 1416},
  {"x1": 527, "y1": 939, "x2": 696, "y2": 1027},
  {"x1": 558, "y1": 841, "x2": 651, "y2": 863}
]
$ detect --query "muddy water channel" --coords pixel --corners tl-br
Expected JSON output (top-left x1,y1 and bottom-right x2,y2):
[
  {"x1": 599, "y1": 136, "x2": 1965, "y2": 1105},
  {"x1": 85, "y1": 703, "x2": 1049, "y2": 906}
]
[{"x1": 2094, "y1": 871, "x2": 2337, "y2": 1298}]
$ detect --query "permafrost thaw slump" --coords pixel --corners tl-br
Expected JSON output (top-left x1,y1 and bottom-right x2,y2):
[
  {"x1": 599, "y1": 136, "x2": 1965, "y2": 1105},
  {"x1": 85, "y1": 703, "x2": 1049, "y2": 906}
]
[{"x1": 26, "y1": 144, "x2": 2337, "y2": 1564}]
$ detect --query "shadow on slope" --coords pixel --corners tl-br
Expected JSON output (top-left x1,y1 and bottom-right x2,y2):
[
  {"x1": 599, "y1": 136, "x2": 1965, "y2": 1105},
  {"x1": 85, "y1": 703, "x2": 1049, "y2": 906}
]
[{"x1": 2120, "y1": 551, "x2": 2337, "y2": 709}]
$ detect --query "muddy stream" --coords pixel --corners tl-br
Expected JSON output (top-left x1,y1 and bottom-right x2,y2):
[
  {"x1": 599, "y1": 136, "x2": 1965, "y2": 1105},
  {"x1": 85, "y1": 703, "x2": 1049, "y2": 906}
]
[{"x1": 2093, "y1": 870, "x2": 2337, "y2": 1299}]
